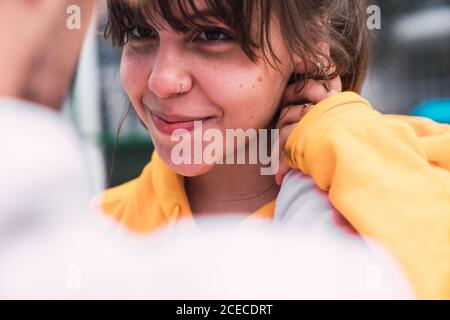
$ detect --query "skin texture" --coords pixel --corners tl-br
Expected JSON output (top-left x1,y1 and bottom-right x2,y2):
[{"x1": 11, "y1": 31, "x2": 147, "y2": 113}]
[
  {"x1": 121, "y1": 0, "x2": 340, "y2": 215},
  {"x1": 0, "y1": 0, "x2": 95, "y2": 111}
]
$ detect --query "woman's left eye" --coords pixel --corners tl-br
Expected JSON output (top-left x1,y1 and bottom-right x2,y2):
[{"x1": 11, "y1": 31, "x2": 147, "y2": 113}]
[
  {"x1": 196, "y1": 29, "x2": 232, "y2": 43},
  {"x1": 130, "y1": 27, "x2": 155, "y2": 39}
]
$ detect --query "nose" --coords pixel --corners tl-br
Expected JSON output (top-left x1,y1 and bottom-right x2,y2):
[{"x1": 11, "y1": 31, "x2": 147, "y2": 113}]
[{"x1": 147, "y1": 47, "x2": 192, "y2": 99}]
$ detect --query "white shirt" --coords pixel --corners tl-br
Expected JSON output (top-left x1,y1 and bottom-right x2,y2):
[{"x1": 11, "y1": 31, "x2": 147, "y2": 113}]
[
  {"x1": 0, "y1": 98, "x2": 92, "y2": 240},
  {"x1": 0, "y1": 99, "x2": 413, "y2": 299}
]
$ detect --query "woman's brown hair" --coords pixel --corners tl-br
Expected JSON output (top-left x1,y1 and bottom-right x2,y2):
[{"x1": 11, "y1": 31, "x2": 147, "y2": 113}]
[{"x1": 105, "y1": 0, "x2": 371, "y2": 92}]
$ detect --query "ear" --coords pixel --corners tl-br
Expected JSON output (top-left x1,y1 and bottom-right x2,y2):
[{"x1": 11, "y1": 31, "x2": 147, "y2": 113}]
[
  {"x1": 290, "y1": 40, "x2": 333, "y2": 81},
  {"x1": 291, "y1": 53, "x2": 307, "y2": 76},
  {"x1": 287, "y1": 53, "x2": 306, "y2": 85},
  {"x1": 316, "y1": 41, "x2": 332, "y2": 69}
]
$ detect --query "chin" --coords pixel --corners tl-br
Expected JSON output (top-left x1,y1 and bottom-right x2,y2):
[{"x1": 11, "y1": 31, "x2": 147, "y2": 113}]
[
  {"x1": 155, "y1": 145, "x2": 214, "y2": 177},
  {"x1": 170, "y1": 163, "x2": 214, "y2": 177}
]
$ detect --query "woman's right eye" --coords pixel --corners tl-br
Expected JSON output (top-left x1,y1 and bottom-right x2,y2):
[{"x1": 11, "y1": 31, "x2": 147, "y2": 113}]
[{"x1": 130, "y1": 27, "x2": 155, "y2": 40}]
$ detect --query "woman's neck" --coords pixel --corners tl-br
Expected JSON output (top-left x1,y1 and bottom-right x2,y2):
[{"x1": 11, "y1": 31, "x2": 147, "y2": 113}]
[
  {"x1": 185, "y1": 162, "x2": 280, "y2": 217},
  {"x1": 185, "y1": 119, "x2": 281, "y2": 216}
]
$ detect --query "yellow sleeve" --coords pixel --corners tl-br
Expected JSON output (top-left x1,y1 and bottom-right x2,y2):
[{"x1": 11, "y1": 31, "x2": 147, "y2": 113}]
[{"x1": 285, "y1": 91, "x2": 450, "y2": 299}]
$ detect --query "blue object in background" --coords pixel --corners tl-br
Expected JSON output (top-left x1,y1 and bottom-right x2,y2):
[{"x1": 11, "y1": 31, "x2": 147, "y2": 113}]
[{"x1": 411, "y1": 99, "x2": 450, "y2": 124}]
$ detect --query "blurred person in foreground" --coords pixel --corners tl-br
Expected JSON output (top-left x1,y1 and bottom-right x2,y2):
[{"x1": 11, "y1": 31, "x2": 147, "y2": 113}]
[
  {"x1": 0, "y1": 1, "x2": 96, "y2": 235},
  {"x1": 0, "y1": 0, "x2": 415, "y2": 300}
]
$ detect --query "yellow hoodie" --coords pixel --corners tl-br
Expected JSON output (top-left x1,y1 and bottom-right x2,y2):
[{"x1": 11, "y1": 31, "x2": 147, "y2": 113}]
[{"x1": 100, "y1": 92, "x2": 450, "y2": 299}]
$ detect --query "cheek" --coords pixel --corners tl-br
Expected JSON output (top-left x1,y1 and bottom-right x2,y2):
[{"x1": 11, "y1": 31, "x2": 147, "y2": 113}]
[
  {"x1": 241, "y1": 74, "x2": 286, "y2": 126},
  {"x1": 199, "y1": 61, "x2": 287, "y2": 129},
  {"x1": 120, "y1": 49, "x2": 151, "y2": 121}
]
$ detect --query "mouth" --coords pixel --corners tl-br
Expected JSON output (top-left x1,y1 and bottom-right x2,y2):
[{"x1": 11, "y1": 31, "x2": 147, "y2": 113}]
[{"x1": 150, "y1": 111, "x2": 214, "y2": 136}]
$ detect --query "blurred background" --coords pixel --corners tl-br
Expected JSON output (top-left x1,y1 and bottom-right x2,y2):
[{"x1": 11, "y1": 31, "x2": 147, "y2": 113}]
[{"x1": 65, "y1": 0, "x2": 450, "y2": 191}]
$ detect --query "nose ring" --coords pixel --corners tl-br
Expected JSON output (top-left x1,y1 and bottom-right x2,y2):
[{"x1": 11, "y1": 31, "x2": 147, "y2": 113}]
[{"x1": 179, "y1": 83, "x2": 184, "y2": 95}]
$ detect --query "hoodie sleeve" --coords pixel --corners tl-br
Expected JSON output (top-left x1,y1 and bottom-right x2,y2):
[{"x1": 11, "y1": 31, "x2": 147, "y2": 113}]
[{"x1": 284, "y1": 91, "x2": 450, "y2": 299}]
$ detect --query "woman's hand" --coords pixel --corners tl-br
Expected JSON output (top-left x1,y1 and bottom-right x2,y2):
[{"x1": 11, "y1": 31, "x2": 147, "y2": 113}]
[{"x1": 274, "y1": 76, "x2": 342, "y2": 185}]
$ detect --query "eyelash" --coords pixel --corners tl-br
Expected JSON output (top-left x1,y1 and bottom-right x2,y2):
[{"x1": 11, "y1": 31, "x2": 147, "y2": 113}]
[{"x1": 129, "y1": 26, "x2": 234, "y2": 45}]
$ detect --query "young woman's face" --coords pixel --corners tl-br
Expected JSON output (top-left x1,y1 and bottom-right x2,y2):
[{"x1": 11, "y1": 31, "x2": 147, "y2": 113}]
[{"x1": 121, "y1": 0, "x2": 294, "y2": 176}]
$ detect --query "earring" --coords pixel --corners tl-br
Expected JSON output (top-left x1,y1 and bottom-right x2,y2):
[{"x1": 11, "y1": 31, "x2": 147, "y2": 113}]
[{"x1": 316, "y1": 61, "x2": 322, "y2": 70}]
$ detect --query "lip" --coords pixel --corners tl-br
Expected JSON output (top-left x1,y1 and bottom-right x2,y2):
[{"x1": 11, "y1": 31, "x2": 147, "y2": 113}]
[{"x1": 150, "y1": 111, "x2": 213, "y2": 136}]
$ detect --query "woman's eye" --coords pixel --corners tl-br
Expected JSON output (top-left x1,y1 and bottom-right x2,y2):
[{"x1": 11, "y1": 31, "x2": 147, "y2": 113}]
[
  {"x1": 127, "y1": 26, "x2": 233, "y2": 47},
  {"x1": 197, "y1": 29, "x2": 231, "y2": 43},
  {"x1": 130, "y1": 27, "x2": 155, "y2": 39}
]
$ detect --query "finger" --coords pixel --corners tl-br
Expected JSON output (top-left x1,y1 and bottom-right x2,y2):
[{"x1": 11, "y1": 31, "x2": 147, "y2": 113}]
[
  {"x1": 276, "y1": 106, "x2": 309, "y2": 130},
  {"x1": 281, "y1": 79, "x2": 330, "y2": 108},
  {"x1": 276, "y1": 127, "x2": 298, "y2": 163},
  {"x1": 328, "y1": 75, "x2": 342, "y2": 93},
  {"x1": 275, "y1": 158, "x2": 290, "y2": 186}
]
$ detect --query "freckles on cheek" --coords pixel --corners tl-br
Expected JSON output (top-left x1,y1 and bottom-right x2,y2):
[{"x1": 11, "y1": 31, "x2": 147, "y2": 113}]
[
  {"x1": 120, "y1": 69, "x2": 139, "y2": 98},
  {"x1": 120, "y1": 53, "x2": 153, "y2": 124},
  {"x1": 248, "y1": 74, "x2": 284, "y2": 124},
  {"x1": 250, "y1": 76, "x2": 264, "y2": 89},
  {"x1": 120, "y1": 52, "x2": 150, "y2": 99}
]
